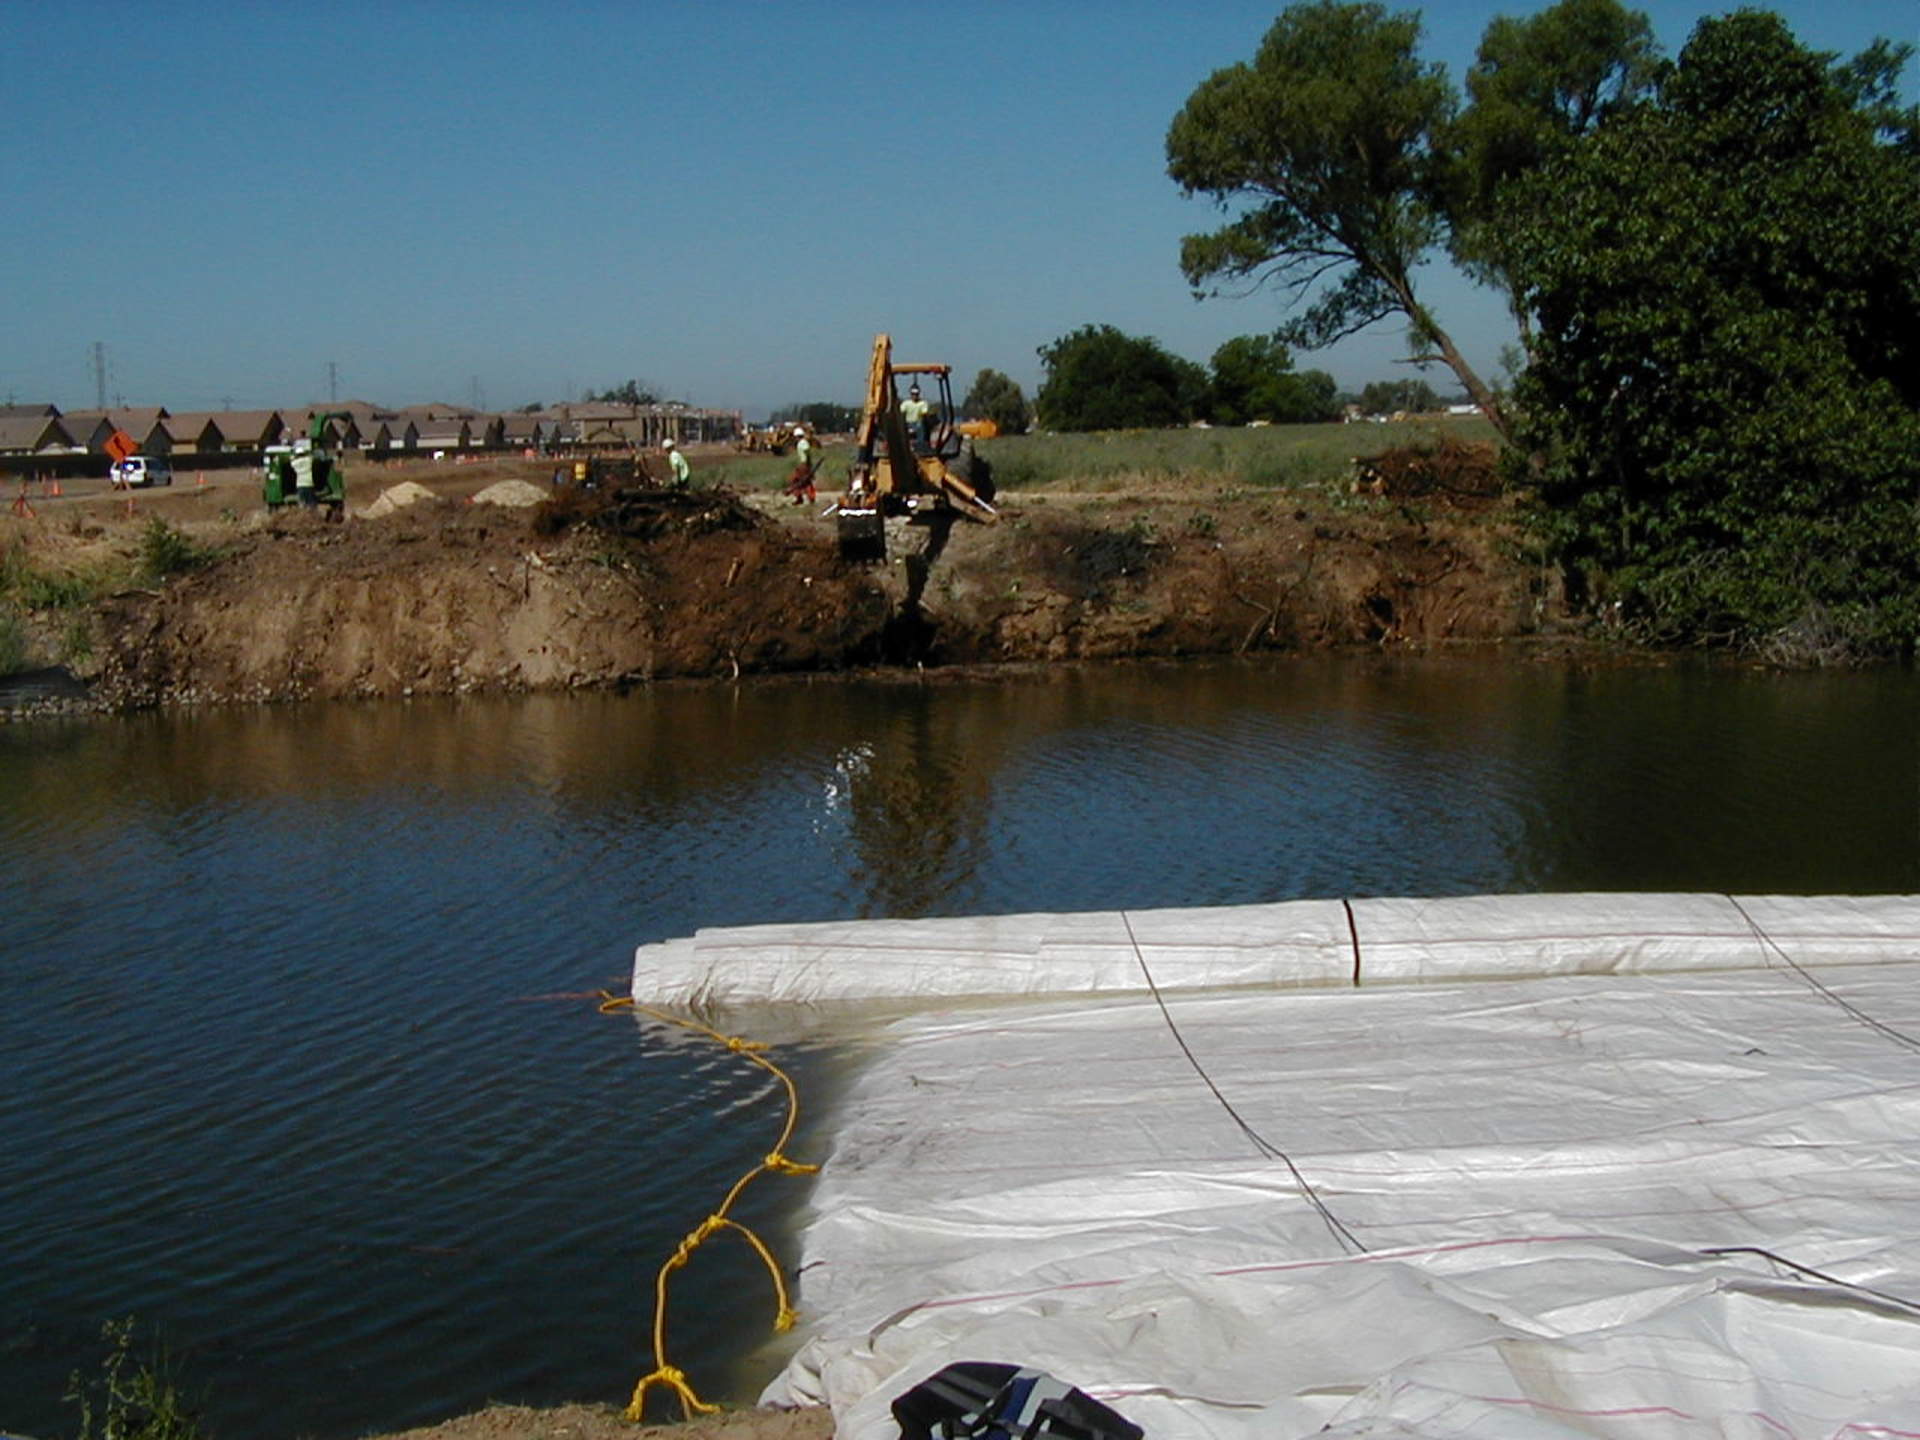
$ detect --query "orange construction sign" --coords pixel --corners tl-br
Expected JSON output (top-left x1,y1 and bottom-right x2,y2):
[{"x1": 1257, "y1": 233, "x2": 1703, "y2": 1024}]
[{"x1": 105, "y1": 429, "x2": 138, "y2": 463}]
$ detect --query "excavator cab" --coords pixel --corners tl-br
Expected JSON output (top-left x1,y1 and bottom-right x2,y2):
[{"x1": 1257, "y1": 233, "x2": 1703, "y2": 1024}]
[{"x1": 836, "y1": 335, "x2": 996, "y2": 561}]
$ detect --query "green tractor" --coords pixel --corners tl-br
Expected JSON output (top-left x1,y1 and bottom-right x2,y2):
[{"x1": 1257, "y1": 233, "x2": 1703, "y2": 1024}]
[{"x1": 264, "y1": 412, "x2": 349, "y2": 514}]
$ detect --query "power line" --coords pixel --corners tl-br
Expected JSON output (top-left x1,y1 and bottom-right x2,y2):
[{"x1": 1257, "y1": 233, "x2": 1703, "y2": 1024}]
[
  {"x1": 1728, "y1": 895, "x2": 1920, "y2": 1055},
  {"x1": 1120, "y1": 910, "x2": 1368, "y2": 1256}
]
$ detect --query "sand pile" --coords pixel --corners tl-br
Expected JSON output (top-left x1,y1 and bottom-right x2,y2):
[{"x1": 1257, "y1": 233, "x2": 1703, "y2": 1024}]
[
  {"x1": 471, "y1": 480, "x2": 549, "y2": 508},
  {"x1": 361, "y1": 482, "x2": 439, "y2": 518}
]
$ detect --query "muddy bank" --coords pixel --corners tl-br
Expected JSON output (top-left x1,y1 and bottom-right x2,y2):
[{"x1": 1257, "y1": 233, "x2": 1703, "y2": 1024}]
[
  {"x1": 4, "y1": 459, "x2": 1564, "y2": 711},
  {"x1": 370, "y1": 1402, "x2": 831, "y2": 1440}
]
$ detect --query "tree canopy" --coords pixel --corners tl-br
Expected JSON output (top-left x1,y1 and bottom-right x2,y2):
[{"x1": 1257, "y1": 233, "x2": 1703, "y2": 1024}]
[
  {"x1": 1209, "y1": 335, "x2": 1339, "y2": 424},
  {"x1": 961, "y1": 369, "x2": 1032, "y2": 435},
  {"x1": 585, "y1": 380, "x2": 658, "y2": 406},
  {"x1": 1035, "y1": 325, "x2": 1207, "y2": 431},
  {"x1": 1357, "y1": 378, "x2": 1442, "y2": 415},
  {"x1": 1446, "y1": 0, "x2": 1662, "y2": 329},
  {"x1": 1166, "y1": 1, "x2": 1504, "y2": 430},
  {"x1": 1504, "y1": 10, "x2": 1920, "y2": 653}
]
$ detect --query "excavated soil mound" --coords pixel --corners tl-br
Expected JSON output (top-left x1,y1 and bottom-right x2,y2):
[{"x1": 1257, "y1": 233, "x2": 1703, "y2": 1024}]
[
  {"x1": 26, "y1": 459, "x2": 1561, "y2": 710},
  {"x1": 90, "y1": 502, "x2": 888, "y2": 707},
  {"x1": 361, "y1": 481, "x2": 440, "y2": 518},
  {"x1": 471, "y1": 480, "x2": 550, "y2": 508}
]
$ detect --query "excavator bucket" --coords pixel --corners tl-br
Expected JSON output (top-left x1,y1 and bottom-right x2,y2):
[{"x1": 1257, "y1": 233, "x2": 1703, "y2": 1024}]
[{"x1": 838, "y1": 506, "x2": 886, "y2": 561}]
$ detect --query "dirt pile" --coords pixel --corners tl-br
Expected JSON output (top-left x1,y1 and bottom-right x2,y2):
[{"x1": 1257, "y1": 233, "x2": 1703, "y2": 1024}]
[
  {"x1": 362, "y1": 481, "x2": 439, "y2": 517},
  {"x1": 89, "y1": 495, "x2": 887, "y2": 707}
]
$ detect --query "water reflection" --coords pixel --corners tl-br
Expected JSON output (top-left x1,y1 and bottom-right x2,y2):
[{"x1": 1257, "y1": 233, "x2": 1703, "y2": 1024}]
[{"x1": 0, "y1": 656, "x2": 1915, "y2": 1440}]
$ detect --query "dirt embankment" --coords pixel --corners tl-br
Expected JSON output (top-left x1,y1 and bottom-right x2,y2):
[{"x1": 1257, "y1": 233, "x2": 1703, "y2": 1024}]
[
  {"x1": 4, "y1": 455, "x2": 1563, "y2": 711},
  {"x1": 373, "y1": 1401, "x2": 831, "y2": 1440}
]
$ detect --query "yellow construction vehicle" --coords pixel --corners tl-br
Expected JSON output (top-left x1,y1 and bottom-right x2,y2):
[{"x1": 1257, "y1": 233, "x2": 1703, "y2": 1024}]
[{"x1": 834, "y1": 335, "x2": 996, "y2": 560}]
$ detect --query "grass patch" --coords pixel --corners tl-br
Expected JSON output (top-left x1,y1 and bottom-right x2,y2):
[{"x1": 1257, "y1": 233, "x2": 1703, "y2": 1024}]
[
  {"x1": 980, "y1": 419, "x2": 1499, "y2": 494},
  {"x1": 66, "y1": 1317, "x2": 208, "y2": 1440},
  {"x1": 706, "y1": 443, "x2": 848, "y2": 495},
  {"x1": 0, "y1": 542, "x2": 123, "y2": 610}
]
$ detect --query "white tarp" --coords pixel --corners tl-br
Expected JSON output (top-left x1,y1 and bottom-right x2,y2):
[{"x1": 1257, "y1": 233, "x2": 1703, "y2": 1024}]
[
  {"x1": 632, "y1": 893, "x2": 1920, "y2": 1005},
  {"x1": 630, "y1": 895, "x2": 1920, "y2": 1440}
]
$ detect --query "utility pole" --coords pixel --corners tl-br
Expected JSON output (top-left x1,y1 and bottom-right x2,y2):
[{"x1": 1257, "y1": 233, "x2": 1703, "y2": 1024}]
[
  {"x1": 92, "y1": 341, "x2": 107, "y2": 409},
  {"x1": 328, "y1": 361, "x2": 338, "y2": 404}
]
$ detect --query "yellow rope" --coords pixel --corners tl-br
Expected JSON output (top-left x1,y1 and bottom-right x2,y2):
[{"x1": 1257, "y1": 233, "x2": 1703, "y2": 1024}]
[{"x1": 599, "y1": 990, "x2": 819, "y2": 1422}]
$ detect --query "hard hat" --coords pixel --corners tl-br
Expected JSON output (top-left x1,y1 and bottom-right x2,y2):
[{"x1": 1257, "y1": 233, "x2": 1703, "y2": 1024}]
[
  {"x1": 793, "y1": 424, "x2": 805, "y2": 434},
  {"x1": 662, "y1": 438, "x2": 675, "y2": 448},
  {"x1": 909, "y1": 384, "x2": 921, "y2": 395}
]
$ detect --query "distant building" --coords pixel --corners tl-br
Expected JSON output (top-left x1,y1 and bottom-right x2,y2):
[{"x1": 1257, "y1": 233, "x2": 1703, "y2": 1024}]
[
  {"x1": 53, "y1": 412, "x2": 120, "y2": 454},
  {"x1": 161, "y1": 413, "x2": 227, "y2": 456},
  {"x1": 211, "y1": 411, "x2": 286, "y2": 451},
  {"x1": 0, "y1": 414, "x2": 76, "y2": 455}
]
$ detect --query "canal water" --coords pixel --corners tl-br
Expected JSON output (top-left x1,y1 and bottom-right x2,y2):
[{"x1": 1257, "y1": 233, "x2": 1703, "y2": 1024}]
[{"x1": 2, "y1": 656, "x2": 1915, "y2": 1440}]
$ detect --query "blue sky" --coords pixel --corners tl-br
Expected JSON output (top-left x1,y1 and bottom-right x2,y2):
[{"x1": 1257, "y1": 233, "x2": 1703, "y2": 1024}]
[{"x1": 4, "y1": 0, "x2": 1913, "y2": 418}]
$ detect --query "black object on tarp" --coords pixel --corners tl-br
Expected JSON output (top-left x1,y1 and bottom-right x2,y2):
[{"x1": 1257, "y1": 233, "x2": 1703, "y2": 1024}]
[{"x1": 892, "y1": 1361, "x2": 1143, "y2": 1440}]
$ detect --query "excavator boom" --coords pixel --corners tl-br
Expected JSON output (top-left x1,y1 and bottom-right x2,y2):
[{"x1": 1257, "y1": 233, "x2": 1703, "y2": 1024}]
[{"x1": 839, "y1": 334, "x2": 997, "y2": 560}]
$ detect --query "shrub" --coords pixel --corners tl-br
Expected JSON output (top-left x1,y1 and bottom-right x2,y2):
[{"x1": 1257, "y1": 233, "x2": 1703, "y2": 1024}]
[{"x1": 138, "y1": 520, "x2": 210, "y2": 582}]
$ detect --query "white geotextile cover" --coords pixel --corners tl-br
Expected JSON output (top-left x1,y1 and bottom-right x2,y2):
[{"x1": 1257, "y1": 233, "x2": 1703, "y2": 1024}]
[
  {"x1": 632, "y1": 893, "x2": 1920, "y2": 1006},
  {"x1": 752, "y1": 959, "x2": 1920, "y2": 1440}
]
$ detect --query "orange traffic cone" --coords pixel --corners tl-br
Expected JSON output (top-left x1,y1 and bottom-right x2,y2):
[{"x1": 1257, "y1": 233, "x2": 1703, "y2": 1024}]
[
  {"x1": 196, "y1": 472, "x2": 207, "y2": 489},
  {"x1": 50, "y1": 478, "x2": 61, "y2": 497}
]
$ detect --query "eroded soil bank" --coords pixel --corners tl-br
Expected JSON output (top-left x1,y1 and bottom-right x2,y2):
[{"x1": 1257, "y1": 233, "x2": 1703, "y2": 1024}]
[{"x1": 2, "y1": 454, "x2": 1565, "y2": 712}]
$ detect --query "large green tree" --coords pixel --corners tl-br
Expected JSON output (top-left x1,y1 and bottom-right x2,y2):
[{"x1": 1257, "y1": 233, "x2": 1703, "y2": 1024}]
[
  {"x1": 1447, "y1": 0, "x2": 1662, "y2": 341},
  {"x1": 1035, "y1": 325, "x2": 1206, "y2": 431},
  {"x1": 961, "y1": 369, "x2": 1032, "y2": 435},
  {"x1": 1166, "y1": 1, "x2": 1506, "y2": 433},
  {"x1": 1358, "y1": 378, "x2": 1441, "y2": 415},
  {"x1": 1505, "y1": 11, "x2": 1920, "y2": 653},
  {"x1": 1209, "y1": 335, "x2": 1339, "y2": 424}
]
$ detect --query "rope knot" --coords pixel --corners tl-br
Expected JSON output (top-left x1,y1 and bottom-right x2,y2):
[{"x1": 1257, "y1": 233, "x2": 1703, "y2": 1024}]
[
  {"x1": 764, "y1": 1151, "x2": 820, "y2": 1176},
  {"x1": 625, "y1": 1365, "x2": 721, "y2": 1421}
]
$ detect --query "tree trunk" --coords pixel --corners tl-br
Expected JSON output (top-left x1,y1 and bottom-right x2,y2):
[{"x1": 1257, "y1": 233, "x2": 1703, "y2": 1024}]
[{"x1": 1396, "y1": 283, "x2": 1513, "y2": 441}]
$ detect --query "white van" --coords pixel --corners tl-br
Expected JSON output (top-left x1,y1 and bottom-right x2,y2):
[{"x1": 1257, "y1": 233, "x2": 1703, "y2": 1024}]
[{"x1": 110, "y1": 456, "x2": 174, "y2": 488}]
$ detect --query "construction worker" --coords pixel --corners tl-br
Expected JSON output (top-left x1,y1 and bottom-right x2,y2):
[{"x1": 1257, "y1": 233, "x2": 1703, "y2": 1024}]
[
  {"x1": 786, "y1": 426, "x2": 817, "y2": 505},
  {"x1": 663, "y1": 437, "x2": 691, "y2": 488},
  {"x1": 900, "y1": 383, "x2": 934, "y2": 450}
]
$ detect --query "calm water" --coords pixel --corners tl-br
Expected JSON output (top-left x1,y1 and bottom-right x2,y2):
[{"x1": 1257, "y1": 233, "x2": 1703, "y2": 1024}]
[{"x1": 2, "y1": 657, "x2": 1915, "y2": 1439}]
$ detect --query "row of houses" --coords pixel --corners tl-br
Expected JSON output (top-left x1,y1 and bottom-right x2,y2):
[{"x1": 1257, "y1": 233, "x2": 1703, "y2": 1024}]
[{"x1": 0, "y1": 399, "x2": 745, "y2": 463}]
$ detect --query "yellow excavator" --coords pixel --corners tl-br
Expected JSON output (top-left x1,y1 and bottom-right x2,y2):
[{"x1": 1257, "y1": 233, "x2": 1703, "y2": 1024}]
[{"x1": 834, "y1": 335, "x2": 997, "y2": 560}]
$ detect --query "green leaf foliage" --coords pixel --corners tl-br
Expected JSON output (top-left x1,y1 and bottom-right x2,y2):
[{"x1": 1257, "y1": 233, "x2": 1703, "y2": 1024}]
[
  {"x1": 1358, "y1": 378, "x2": 1442, "y2": 415},
  {"x1": 1446, "y1": 0, "x2": 1661, "y2": 299},
  {"x1": 1167, "y1": 1, "x2": 1451, "y2": 342},
  {"x1": 960, "y1": 368, "x2": 1033, "y2": 434},
  {"x1": 1035, "y1": 325, "x2": 1206, "y2": 432},
  {"x1": 1209, "y1": 334, "x2": 1340, "y2": 424},
  {"x1": 1166, "y1": 1, "x2": 1504, "y2": 428},
  {"x1": 1505, "y1": 11, "x2": 1920, "y2": 654}
]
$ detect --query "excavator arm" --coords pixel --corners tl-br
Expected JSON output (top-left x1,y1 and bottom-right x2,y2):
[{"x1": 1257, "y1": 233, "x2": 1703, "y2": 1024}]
[{"x1": 840, "y1": 335, "x2": 998, "y2": 559}]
